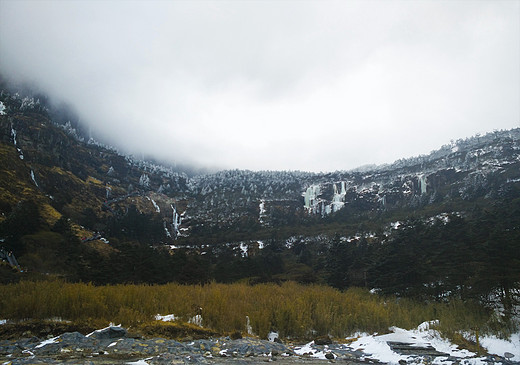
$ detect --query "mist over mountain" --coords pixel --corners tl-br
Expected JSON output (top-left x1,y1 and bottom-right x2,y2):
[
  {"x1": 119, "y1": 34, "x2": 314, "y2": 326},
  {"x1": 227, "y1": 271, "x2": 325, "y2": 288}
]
[
  {"x1": 1, "y1": 85, "x2": 519, "y2": 321},
  {"x1": 1, "y1": 0, "x2": 518, "y2": 172}
]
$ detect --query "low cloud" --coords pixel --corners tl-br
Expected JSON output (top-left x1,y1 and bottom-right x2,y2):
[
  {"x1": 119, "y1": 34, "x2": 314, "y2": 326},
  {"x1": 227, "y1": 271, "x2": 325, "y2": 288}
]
[{"x1": 1, "y1": 0, "x2": 518, "y2": 172}]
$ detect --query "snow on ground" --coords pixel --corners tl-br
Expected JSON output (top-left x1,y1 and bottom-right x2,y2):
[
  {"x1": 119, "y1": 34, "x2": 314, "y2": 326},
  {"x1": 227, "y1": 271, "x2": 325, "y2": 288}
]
[
  {"x1": 86, "y1": 323, "x2": 122, "y2": 337},
  {"x1": 354, "y1": 322, "x2": 520, "y2": 364},
  {"x1": 293, "y1": 341, "x2": 328, "y2": 360},
  {"x1": 126, "y1": 360, "x2": 151, "y2": 365},
  {"x1": 239, "y1": 242, "x2": 248, "y2": 257},
  {"x1": 34, "y1": 336, "x2": 59, "y2": 349},
  {"x1": 348, "y1": 322, "x2": 485, "y2": 364},
  {"x1": 390, "y1": 221, "x2": 402, "y2": 230},
  {"x1": 480, "y1": 332, "x2": 520, "y2": 360},
  {"x1": 259, "y1": 200, "x2": 266, "y2": 224},
  {"x1": 150, "y1": 198, "x2": 160, "y2": 213},
  {"x1": 30, "y1": 170, "x2": 38, "y2": 187},
  {"x1": 350, "y1": 335, "x2": 405, "y2": 363},
  {"x1": 297, "y1": 322, "x2": 519, "y2": 364},
  {"x1": 155, "y1": 314, "x2": 176, "y2": 322},
  {"x1": 0, "y1": 320, "x2": 6, "y2": 325},
  {"x1": 268, "y1": 331, "x2": 279, "y2": 342}
]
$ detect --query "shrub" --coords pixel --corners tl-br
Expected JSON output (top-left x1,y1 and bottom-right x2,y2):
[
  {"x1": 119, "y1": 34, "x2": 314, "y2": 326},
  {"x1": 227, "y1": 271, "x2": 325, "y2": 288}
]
[{"x1": 0, "y1": 280, "x2": 497, "y2": 340}]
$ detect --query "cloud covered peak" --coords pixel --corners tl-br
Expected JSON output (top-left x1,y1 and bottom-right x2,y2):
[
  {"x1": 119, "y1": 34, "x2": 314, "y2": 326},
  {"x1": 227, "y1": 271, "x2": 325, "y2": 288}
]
[{"x1": 1, "y1": 0, "x2": 518, "y2": 172}]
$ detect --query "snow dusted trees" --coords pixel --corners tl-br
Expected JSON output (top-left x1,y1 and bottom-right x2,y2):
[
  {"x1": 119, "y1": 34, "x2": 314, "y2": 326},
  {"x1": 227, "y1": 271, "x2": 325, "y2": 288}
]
[{"x1": 139, "y1": 174, "x2": 151, "y2": 188}]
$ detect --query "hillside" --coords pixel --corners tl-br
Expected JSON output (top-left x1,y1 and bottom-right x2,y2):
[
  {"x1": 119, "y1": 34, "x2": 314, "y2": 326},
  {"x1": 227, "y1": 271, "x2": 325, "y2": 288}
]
[{"x1": 0, "y1": 88, "x2": 519, "y2": 322}]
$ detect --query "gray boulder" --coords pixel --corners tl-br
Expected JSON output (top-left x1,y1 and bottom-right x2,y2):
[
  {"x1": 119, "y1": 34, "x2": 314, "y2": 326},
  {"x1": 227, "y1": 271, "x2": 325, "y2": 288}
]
[{"x1": 87, "y1": 326, "x2": 127, "y2": 340}]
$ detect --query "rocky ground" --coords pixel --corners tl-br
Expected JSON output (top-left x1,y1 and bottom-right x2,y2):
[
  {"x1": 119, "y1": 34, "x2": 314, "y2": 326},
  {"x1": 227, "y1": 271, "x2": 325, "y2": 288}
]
[{"x1": 0, "y1": 327, "x2": 516, "y2": 365}]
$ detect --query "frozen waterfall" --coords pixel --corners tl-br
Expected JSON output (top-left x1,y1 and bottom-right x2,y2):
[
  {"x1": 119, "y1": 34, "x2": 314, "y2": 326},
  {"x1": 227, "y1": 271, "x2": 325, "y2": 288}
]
[
  {"x1": 304, "y1": 182, "x2": 348, "y2": 215},
  {"x1": 418, "y1": 175, "x2": 427, "y2": 195},
  {"x1": 171, "y1": 204, "x2": 182, "y2": 237},
  {"x1": 331, "y1": 182, "x2": 346, "y2": 212},
  {"x1": 303, "y1": 185, "x2": 321, "y2": 213}
]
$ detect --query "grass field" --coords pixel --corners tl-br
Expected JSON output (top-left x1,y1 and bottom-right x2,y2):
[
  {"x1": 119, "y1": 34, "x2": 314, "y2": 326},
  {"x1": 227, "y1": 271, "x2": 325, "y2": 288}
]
[{"x1": 0, "y1": 280, "x2": 501, "y2": 342}]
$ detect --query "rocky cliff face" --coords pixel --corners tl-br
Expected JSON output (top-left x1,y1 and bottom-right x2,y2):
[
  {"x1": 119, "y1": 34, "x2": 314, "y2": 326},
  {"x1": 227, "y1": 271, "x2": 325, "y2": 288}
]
[
  {"x1": 181, "y1": 128, "x2": 520, "y2": 236},
  {"x1": 299, "y1": 130, "x2": 520, "y2": 216}
]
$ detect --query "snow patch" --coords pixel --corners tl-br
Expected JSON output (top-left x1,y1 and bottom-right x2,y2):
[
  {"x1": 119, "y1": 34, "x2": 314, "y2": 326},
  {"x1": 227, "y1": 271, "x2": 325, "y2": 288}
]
[
  {"x1": 480, "y1": 333, "x2": 520, "y2": 359},
  {"x1": 151, "y1": 199, "x2": 160, "y2": 213},
  {"x1": 189, "y1": 314, "x2": 203, "y2": 327},
  {"x1": 35, "y1": 336, "x2": 59, "y2": 349},
  {"x1": 30, "y1": 170, "x2": 39, "y2": 187},
  {"x1": 0, "y1": 101, "x2": 6, "y2": 115},
  {"x1": 351, "y1": 335, "x2": 405, "y2": 363},
  {"x1": 344, "y1": 321, "x2": 514, "y2": 364},
  {"x1": 86, "y1": 324, "x2": 122, "y2": 338},
  {"x1": 239, "y1": 242, "x2": 248, "y2": 257},
  {"x1": 294, "y1": 341, "x2": 328, "y2": 360},
  {"x1": 268, "y1": 331, "x2": 279, "y2": 342},
  {"x1": 164, "y1": 224, "x2": 171, "y2": 238},
  {"x1": 21, "y1": 349, "x2": 34, "y2": 357},
  {"x1": 11, "y1": 126, "x2": 16, "y2": 146},
  {"x1": 417, "y1": 320, "x2": 439, "y2": 331},
  {"x1": 155, "y1": 314, "x2": 176, "y2": 322},
  {"x1": 259, "y1": 199, "x2": 266, "y2": 224},
  {"x1": 285, "y1": 236, "x2": 299, "y2": 249},
  {"x1": 390, "y1": 221, "x2": 401, "y2": 230}
]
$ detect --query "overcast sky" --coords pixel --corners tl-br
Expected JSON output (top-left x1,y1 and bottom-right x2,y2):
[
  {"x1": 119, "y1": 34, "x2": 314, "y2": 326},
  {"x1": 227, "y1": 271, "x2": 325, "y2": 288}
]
[{"x1": 1, "y1": 0, "x2": 519, "y2": 172}]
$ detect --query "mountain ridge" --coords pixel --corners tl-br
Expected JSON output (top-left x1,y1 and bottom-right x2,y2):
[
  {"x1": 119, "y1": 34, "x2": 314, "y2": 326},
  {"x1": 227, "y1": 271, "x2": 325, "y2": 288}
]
[
  {"x1": 1, "y1": 87, "x2": 519, "y2": 242},
  {"x1": 0, "y1": 86, "x2": 519, "y2": 318}
]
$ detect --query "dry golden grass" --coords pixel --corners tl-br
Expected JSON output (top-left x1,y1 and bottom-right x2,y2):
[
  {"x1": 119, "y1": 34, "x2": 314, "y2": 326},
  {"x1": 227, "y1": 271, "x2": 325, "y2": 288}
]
[
  {"x1": 40, "y1": 203, "x2": 62, "y2": 226},
  {"x1": 138, "y1": 321, "x2": 219, "y2": 340},
  {"x1": 86, "y1": 176, "x2": 103, "y2": 185},
  {"x1": 0, "y1": 281, "x2": 493, "y2": 340},
  {"x1": 71, "y1": 223, "x2": 93, "y2": 239}
]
